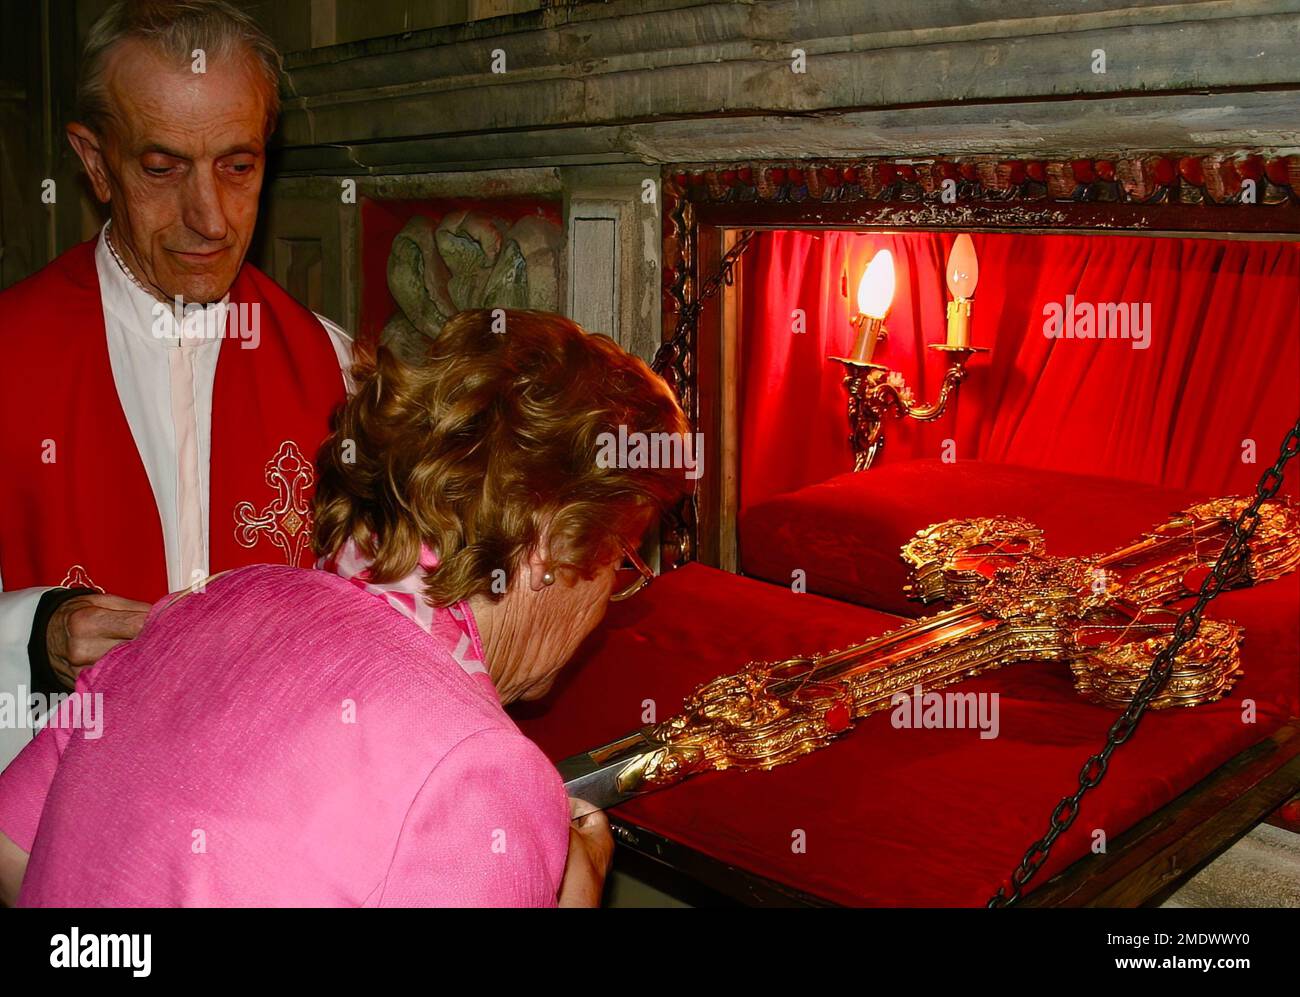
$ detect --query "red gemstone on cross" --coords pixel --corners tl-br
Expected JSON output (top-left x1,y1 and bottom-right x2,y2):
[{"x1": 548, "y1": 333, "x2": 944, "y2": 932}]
[{"x1": 825, "y1": 702, "x2": 851, "y2": 733}]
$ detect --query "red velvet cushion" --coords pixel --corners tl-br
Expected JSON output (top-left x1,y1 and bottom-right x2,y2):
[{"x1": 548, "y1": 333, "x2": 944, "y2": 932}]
[
  {"x1": 740, "y1": 459, "x2": 1220, "y2": 615},
  {"x1": 513, "y1": 562, "x2": 1297, "y2": 906}
]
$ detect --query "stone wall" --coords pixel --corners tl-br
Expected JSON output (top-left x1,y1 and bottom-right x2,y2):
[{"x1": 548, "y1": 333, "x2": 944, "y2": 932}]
[
  {"x1": 274, "y1": 0, "x2": 1300, "y2": 174},
  {"x1": 257, "y1": 0, "x2": 1300, "y2": 346},
  {"x1": 7, "y1": 0, "x2": 1299, "y2": 348}
]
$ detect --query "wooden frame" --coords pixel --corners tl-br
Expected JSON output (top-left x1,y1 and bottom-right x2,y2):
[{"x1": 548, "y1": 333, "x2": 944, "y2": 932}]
[
  {"x1": 636, "y1": 152, "x2": 1300, "y2": 906},
  {"x1": 656, "y1": 153, "x2": 1300, "y2": 570}
]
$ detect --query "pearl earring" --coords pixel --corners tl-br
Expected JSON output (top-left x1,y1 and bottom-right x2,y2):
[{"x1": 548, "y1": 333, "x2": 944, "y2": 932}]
[{"x1": 541, "y1": 570, "x2": 555, "y2": 586}]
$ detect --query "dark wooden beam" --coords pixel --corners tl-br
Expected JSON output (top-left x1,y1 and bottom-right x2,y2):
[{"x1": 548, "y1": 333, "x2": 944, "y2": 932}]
[{"x1": 1263, "y1": 795, "x2": 1300, "y2": 834}]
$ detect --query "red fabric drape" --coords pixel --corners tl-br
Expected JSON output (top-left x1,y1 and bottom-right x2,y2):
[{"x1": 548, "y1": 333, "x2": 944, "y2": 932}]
[{"x1": 738, "y1": 231, "x2": 1300, "y2": 511}]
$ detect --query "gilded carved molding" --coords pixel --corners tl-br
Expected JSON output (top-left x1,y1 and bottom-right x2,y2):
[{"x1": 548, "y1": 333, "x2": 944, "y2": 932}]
[{"x1": 668, "y1": 154, "x2": 1300, "y2": 208}]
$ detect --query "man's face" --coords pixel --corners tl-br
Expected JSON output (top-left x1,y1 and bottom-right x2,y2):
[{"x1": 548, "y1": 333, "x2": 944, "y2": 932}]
[{"x1": 73, "y1": 39, "x2": 269, "y2": 304}]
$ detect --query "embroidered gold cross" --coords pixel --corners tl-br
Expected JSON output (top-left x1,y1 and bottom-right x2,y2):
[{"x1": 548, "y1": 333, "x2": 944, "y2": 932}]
[{"x1": 233, "y1": 440, "x2": 316, "y2": 567}]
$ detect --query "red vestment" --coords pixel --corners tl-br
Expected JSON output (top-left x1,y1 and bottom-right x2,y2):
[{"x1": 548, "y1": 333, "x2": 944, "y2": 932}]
[{"x1": 0, "y1": 240, "x2": 345, "y2": 601}]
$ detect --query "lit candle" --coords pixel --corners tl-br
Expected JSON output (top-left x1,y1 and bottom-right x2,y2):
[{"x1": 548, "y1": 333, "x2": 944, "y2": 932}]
[
  {"x1": 851, "y1": 249, "x2": 895, "y2": 363},
  {"x1": 945, "y1": 234, "x2": 979, "y2": 348}
]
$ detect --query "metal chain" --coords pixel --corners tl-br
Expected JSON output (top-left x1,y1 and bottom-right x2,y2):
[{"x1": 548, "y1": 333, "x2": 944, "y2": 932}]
[
  {"x1": 683, "y1": 228, "x2": 756, "y2": 332},
  {"x1": 988, "y1": 415, "x2": 1300, "y2": 907},
  {"x1": 653, "y1": 229, "x2": 756, "y2": 374}
]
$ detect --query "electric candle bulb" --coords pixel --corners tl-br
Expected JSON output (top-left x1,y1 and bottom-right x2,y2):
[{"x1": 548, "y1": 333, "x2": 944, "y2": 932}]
[
  {"x1": 857, "y1": 249, "x2": 896, "y2": 319},
  {"x1": 945, "y1": 235, "x2": 978, "y2": 347},
  {"x1": 849, "y1": 249, "x2": 895, "y2": 363},
  {"x1": 946, "y1": 234, "x2": 978, "y2": 300}
]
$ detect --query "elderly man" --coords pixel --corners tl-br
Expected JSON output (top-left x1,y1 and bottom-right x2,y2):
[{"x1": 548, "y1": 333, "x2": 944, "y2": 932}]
[{"x1": 0, "y1": 0, "x2": 351, "y2": 768}]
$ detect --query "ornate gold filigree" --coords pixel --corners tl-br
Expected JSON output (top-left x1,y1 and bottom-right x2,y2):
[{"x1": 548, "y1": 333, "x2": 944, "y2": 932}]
[
  {"x1": 572, "y1": 497, "x2": 1298, "y2": 802},
  {"x1": 639, "y1": 659, "x2": 855, "y2": 787},
  {"x1": 1071, "y1": 620, "x2": 1244, "y2": 710},
  {"x1": 831, "y1": 345, "x2": 985, "y2": 472},
  {"x1": 902, "y1": 515, "x2": 1044, "y2": 604}
]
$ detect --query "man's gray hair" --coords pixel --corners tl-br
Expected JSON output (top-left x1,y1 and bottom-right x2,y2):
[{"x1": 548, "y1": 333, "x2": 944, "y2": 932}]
[{"x1": 76, "y1": 0, "x2": 283, "y2": 138}]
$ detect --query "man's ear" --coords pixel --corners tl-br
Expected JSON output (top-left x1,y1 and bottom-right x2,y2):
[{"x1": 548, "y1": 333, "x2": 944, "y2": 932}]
[{"x1": 66, "y1": 122, "x2": 112, "y2": 204}]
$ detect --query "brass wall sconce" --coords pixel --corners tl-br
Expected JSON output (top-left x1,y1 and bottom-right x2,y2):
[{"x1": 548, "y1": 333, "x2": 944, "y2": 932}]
[
  {"x1": 831, "y1": 346, "x2": 987, "y2": 471},
  {"x1": 829, "y1": 236, "x2": 987, "y2": 471}
]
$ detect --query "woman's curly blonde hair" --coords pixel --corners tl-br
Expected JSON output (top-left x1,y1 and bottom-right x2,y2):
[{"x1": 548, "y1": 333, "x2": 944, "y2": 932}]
[{"x1": 314, "y1": 309, "x2": 690, "y2": 607}]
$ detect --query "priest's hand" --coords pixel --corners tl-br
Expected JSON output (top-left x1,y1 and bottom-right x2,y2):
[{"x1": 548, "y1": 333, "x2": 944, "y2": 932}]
[
  {"x1": 558, "y1": 806, "x2": 614, "y2": 908},
  {"x1": 46, "y1": 593, "x2": 150, "y2": 688}
]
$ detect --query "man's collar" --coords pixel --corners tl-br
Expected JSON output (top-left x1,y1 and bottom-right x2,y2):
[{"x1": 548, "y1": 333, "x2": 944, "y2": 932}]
[
  {"x1": 103, "y1": 219, "x2": 158, "y2": 299},
  {"x1": 95, "y1": 222, "x2": 229, "y2": 348}
]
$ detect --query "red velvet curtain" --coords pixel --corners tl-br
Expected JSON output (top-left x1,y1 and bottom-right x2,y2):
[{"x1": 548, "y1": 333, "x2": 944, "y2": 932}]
[{"x1": 738, "y1": 231, "x2": 1300, "y2": 511}]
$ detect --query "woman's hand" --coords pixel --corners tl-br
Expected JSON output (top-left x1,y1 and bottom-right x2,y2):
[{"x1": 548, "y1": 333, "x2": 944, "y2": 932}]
[
  {"x1": 0, "y1": 829, "x2": 29, "y2": 907},
  {"x1": 558, "y1": 807, "x2": 614, "y2": 907}
]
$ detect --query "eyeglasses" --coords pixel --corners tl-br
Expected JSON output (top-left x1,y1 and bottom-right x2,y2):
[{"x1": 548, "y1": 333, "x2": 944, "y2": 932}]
[{"x1": 611, "y1": 540, "x2": 654, "y2": 602}]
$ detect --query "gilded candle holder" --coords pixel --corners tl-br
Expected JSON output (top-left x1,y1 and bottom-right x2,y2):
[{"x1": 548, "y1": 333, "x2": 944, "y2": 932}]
[{"x1": 830, "y1": 344, "x2": 988, "y2": 471}]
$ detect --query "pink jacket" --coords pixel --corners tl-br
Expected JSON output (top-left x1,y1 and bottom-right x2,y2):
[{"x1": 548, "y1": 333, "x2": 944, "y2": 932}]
[{"x1": 0, "y1": 565, "x2": 569, "y2": 906}]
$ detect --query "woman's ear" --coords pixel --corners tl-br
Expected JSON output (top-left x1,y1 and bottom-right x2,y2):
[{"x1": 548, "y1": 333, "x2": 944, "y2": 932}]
[{"x1": 525, "y1": 533, "x2": 553, "y2": 591}]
